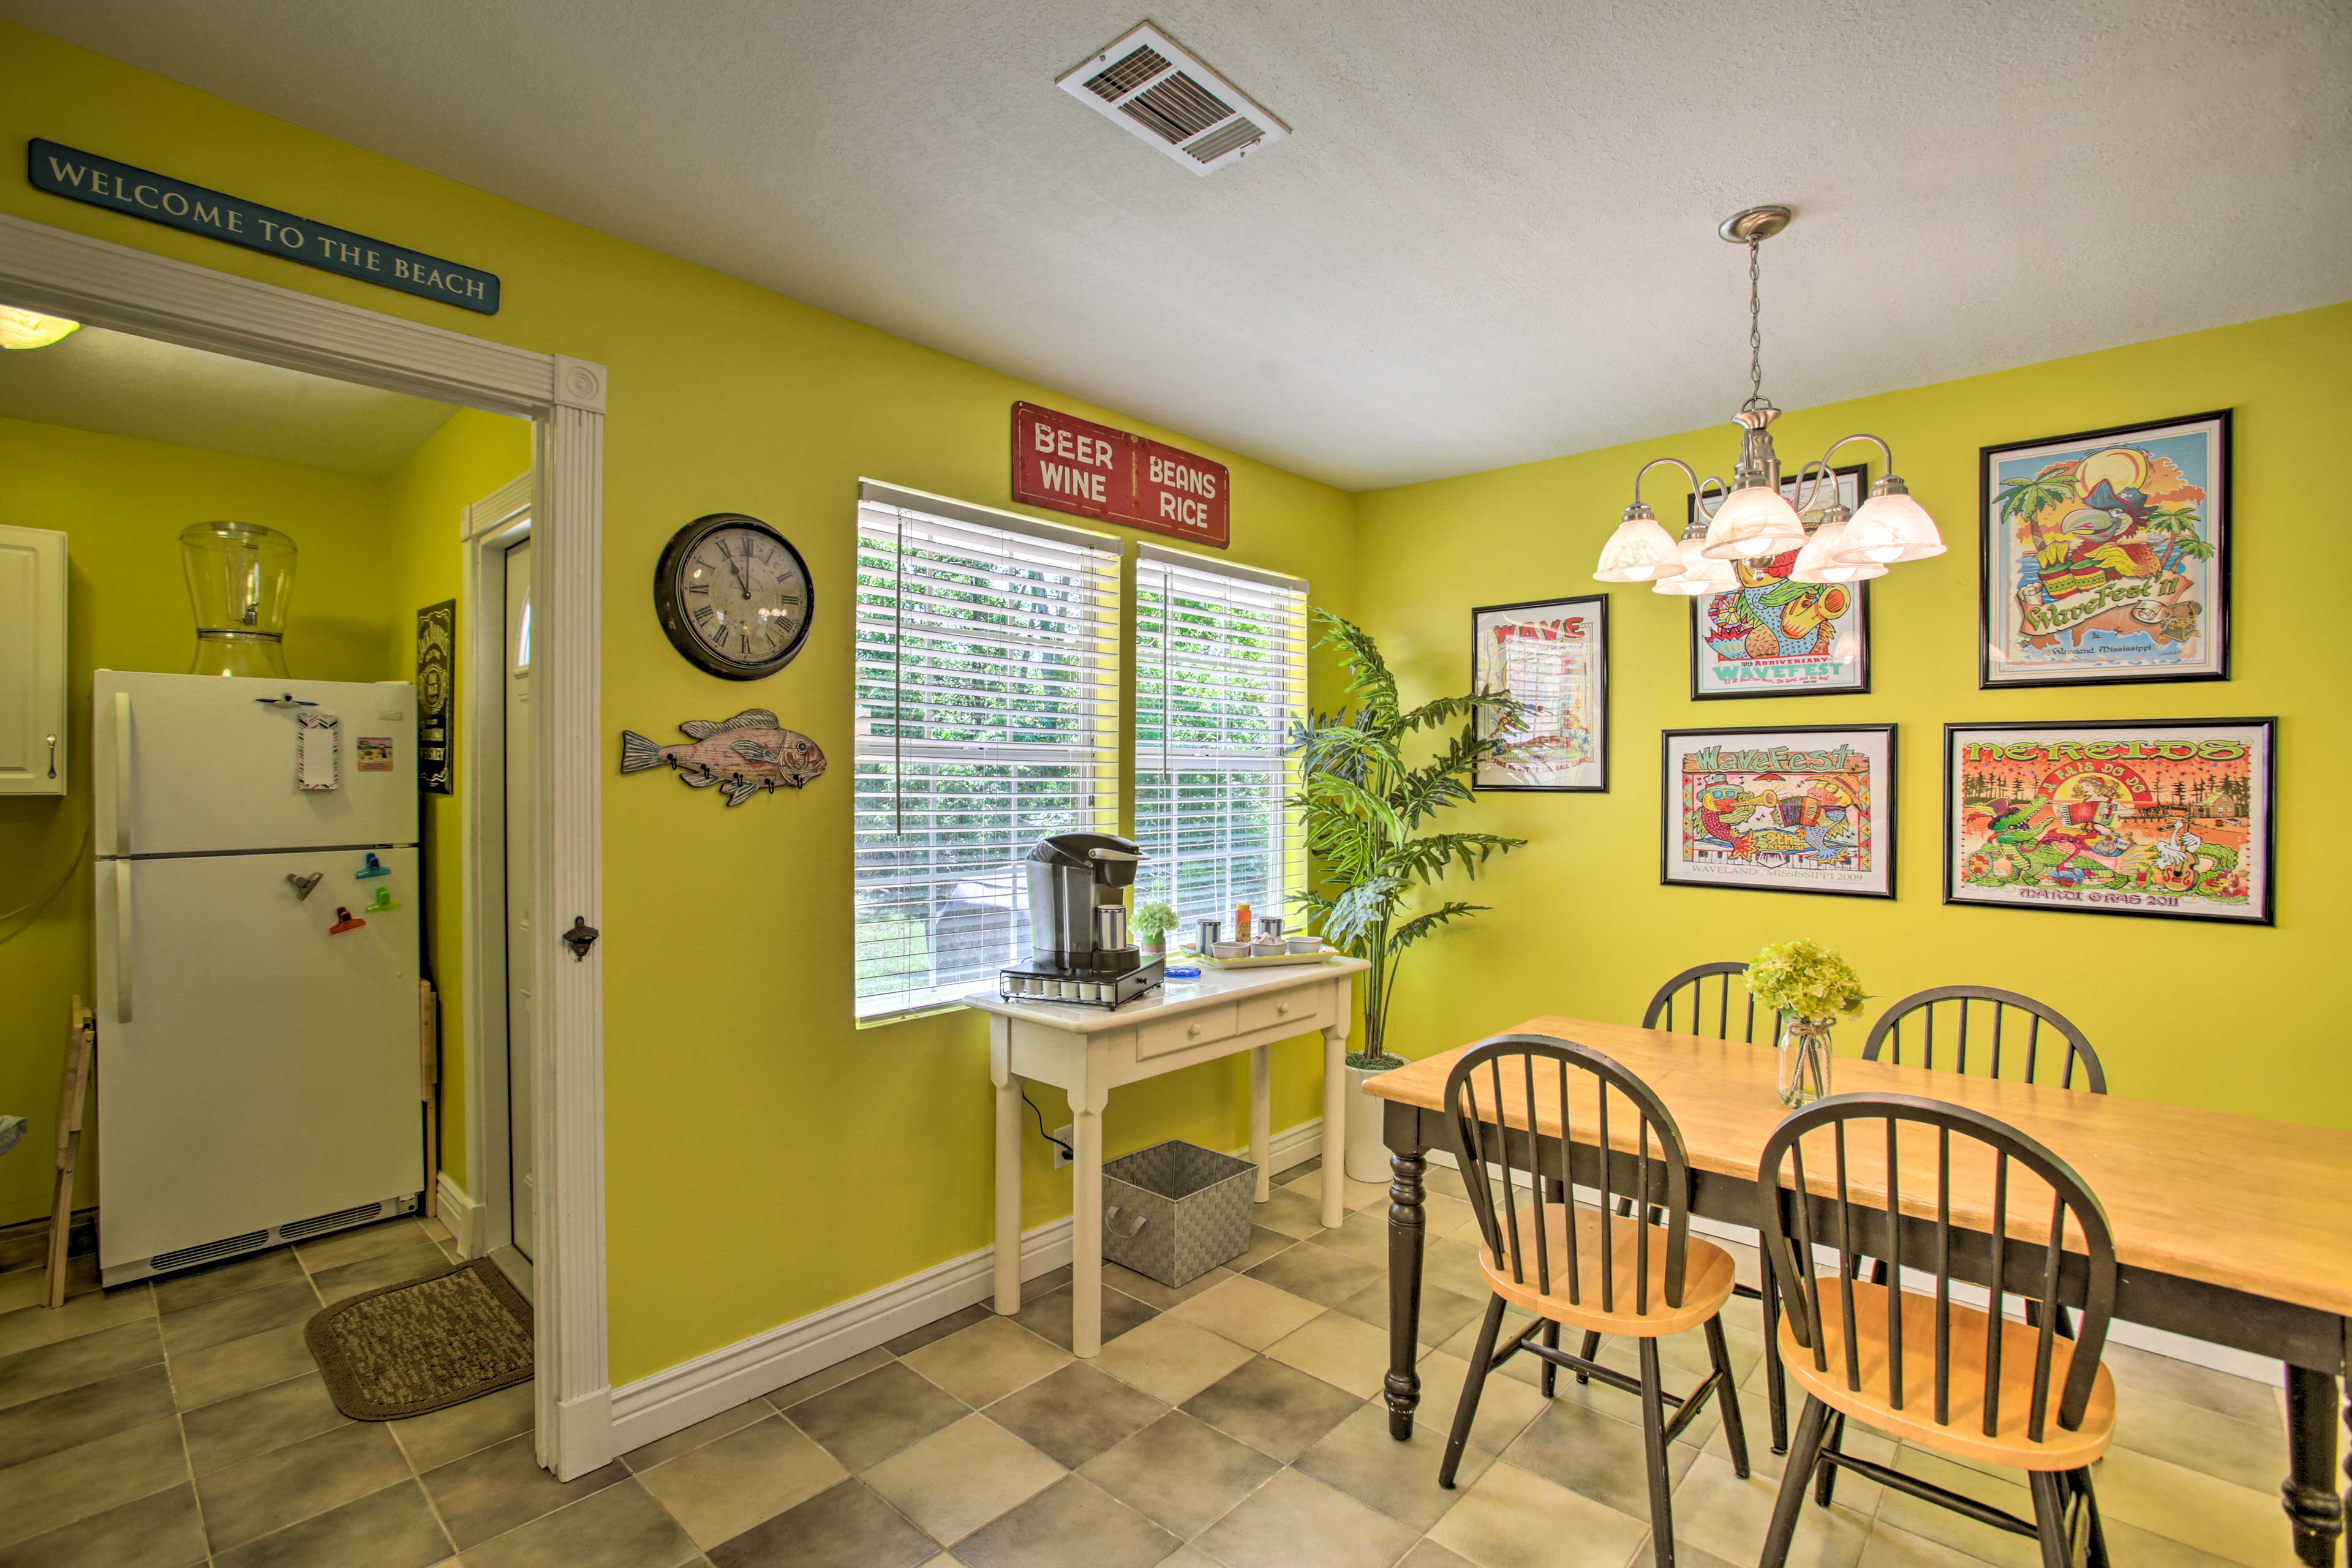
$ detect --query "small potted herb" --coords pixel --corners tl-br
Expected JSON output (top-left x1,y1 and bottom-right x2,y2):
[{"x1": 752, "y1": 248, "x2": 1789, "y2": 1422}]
[
  {"x1": 1745, "y1": 938, "x2": 1868, "y2": 1107},
  {"x1": 1131, "y1": 901, "x2": 1178, "y2": 957}
]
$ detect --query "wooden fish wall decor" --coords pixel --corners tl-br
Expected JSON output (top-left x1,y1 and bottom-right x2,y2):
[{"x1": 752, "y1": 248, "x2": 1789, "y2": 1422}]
[{"x1": 619, "y1": 709, "x2": 826, "y2": 806}]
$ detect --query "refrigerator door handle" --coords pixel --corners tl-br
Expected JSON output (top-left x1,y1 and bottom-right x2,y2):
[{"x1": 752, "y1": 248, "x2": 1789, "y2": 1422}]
[
  {"x1": 114, "y1": 860, "x2": 134, "y2": 1023},
  {"x1": 112, "y1": 691, "x2": 133, "y2": 858}
]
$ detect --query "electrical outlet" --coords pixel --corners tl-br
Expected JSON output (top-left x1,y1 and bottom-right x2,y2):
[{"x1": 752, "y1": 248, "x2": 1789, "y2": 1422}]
[{"x1": 1052, "y1": 1125, "x2": 1074, "y2": 1169}]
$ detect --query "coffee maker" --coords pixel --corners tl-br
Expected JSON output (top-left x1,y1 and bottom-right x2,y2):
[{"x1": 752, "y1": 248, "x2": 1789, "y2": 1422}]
[{"x1": 997, "y1": 831, "x2": 1166, "y2": 1009}]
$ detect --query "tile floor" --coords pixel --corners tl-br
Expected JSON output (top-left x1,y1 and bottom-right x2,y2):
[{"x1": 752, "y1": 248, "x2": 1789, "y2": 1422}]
[{"x1": 0, "y1": 1160, "x2": 2313, "y2": 1567}]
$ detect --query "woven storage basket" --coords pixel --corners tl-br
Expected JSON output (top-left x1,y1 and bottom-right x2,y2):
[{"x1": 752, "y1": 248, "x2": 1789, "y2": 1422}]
[{"x1": 1100, "y1": 1139, "x2": 1257, "y2": 1287}]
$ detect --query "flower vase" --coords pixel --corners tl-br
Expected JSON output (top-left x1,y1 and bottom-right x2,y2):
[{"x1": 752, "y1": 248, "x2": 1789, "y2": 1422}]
[{"x1": 1776, "y1": 1017, "x2": 1834, "y2": 1109}]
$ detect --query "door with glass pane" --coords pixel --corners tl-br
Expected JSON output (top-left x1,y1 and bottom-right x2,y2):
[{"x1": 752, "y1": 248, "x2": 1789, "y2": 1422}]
[{"x1": 502, "y1": 537, "x2": 537, "y2": 1278}]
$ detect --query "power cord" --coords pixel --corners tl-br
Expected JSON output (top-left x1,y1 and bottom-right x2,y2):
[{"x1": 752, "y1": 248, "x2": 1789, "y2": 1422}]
[{"x1": 1020, "y1": 1087, "x2": 1073, "y2": 1161}]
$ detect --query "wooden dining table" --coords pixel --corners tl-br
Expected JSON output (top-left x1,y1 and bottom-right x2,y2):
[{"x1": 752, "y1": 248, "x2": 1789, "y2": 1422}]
[{"x1": 1366, "y1": 1015, "x2": 2352, "y2": 1567}]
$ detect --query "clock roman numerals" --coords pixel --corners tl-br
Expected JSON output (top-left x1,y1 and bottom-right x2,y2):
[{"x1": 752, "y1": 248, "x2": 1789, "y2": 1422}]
[{"x1": 660, "y1": 516, "x2": 812, "y2": 677}]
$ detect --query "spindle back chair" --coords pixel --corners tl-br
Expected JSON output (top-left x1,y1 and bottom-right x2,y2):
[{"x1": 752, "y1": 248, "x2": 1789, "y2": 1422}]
[
  {"x1": 1642, "y1": 960, "x2": 1781, "y2": 1043},
  {"x1": 1622, "y1": 960, "x2": 1791, "y2": 1452},
  {"x1": 1752, "y1": 1092, "x2": 2119, "y2": 1568},
  {"x1": 1437, "y1": 1035, "x2": 1746, "y2": 1567},
  {"x1": 1863, "y1": 986, "x2": 2106, "y2": 1093}
]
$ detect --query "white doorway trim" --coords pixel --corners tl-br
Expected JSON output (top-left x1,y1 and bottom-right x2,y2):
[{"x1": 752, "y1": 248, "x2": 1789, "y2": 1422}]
[
  {"x1": 0, "y1": 213, "x2": 616, "y2": 1480},
  {"x1": 458, "y1": 477, "x2": 532, "y2": 1293}
]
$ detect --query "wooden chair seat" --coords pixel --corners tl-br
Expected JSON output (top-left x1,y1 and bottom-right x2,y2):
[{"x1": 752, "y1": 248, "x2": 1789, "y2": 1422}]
[
  {"x1": 1479, "y1": 1204, "x2": 1736, "y2": 1338},
  {"x1": 1777, "y1": 1279, "x2": 2114, "y2": 1472}
]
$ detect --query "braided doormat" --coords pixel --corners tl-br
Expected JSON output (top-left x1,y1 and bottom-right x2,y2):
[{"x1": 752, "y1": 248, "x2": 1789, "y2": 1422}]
[{"x1": 306, "y1": 1256, "x2": 533, "y2": 1420}]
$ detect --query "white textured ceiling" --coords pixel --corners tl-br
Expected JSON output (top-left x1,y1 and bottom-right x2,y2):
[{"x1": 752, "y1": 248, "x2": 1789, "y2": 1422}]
[
  {"x1": 9, "y1": 0, "x2": 2348, "y2": 489},
  {"x1": 0, "y1": 326, "x2": 458, "y2": 475}
]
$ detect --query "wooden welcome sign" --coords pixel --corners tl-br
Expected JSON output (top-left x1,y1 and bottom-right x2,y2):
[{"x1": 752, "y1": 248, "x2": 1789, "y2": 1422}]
[{"x1": 29, "y1": 140, "x2": 500, "y2": 314}]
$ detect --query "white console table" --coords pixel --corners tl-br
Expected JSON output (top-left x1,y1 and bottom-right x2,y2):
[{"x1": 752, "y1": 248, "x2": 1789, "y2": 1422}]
[{"x1": 965, "y1": 956, "x2": 1369, "y2": 1356}]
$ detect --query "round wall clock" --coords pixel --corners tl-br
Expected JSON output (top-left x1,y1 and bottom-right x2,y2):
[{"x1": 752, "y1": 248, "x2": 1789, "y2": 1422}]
[{"x1": 653, "y1": 513, "x2": 814, "y2": 680}]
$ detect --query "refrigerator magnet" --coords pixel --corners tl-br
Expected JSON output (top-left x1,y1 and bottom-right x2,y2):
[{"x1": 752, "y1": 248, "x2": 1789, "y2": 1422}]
[
  {"x1": 328, "y1": 906, "x2": 367, "y2": 934},
  {"x1": 365, "y1": 887, "x2": 400, "y2": 913},
  {"x1": 355, "y1": 853, "x2": 390, "y2": 878},
  {"x1": 357, "y1": 736, "x2": 393, "y2": 772},
  {"x1": 296, "y1": 712, "x2": 341, "y2": 790}
]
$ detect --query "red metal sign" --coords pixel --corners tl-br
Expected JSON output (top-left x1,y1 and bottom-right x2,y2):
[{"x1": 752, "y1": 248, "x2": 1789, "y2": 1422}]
[{"x1": 1011, "y1": 402, "x2": 1231, "y2": 549}]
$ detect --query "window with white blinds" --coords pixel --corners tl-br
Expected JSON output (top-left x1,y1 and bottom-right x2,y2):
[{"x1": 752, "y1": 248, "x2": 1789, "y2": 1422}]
[
  {"x1": 854, "y1": 484, "x2": 1121, "y2": 1020},
  {"x1": 1134, "y1": 547, "x2": 1308, "y2": 935}
]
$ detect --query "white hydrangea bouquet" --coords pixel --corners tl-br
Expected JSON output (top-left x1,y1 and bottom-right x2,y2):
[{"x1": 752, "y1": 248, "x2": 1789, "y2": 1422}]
[{"x1": 1745, "y1": 939, "x2": 1866, "y2": 1107}]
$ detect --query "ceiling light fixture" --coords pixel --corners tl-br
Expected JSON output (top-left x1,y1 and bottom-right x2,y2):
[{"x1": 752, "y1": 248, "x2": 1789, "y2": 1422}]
[
  {"x1": 0, "y1": 306, "x2": 80, "y2": 350},
  {"x1": 1591, "y1": 207, "x2": 1940, "y2": 592}
]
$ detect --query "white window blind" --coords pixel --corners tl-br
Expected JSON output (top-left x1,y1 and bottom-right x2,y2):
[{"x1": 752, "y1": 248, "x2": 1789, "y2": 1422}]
[
  {"x1": 1134, "y1": 546, "x2": 1308, "y2": 936},
  {"x1": 854, "y1": 484, "x2": 1121, "y2": 1020}
]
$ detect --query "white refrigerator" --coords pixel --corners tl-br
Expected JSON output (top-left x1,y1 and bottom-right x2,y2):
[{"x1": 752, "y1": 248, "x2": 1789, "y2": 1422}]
[{"x1": 93, "y1": 671, "x2": 424, "y2": 1284}]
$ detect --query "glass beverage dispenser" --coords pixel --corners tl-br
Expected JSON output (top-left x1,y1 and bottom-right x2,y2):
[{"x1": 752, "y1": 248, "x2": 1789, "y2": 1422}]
[{"x1": 181, "y1": 521, "x2": 298, "y2": 677}]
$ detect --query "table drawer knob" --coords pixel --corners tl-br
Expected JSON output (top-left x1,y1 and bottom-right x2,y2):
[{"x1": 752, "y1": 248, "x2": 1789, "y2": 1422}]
[
  {"x1": 1276, "y1": 1001, "x2": 1291, "y2": 1016},
  {"x1": 1187, "y1": 1023, "x2": 1202, "y2": 1039}
]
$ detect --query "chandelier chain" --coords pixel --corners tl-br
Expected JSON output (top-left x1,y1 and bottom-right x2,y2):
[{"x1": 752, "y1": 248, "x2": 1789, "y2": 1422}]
[{"x1": 1743, "y1": 238, "x2": 1766, "y2": 411}]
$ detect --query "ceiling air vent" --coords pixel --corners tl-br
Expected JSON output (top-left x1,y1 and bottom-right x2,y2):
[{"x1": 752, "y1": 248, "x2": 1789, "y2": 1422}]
[{"x1": 1058, "y1": 21, "x2": 1290, "y2": 176}]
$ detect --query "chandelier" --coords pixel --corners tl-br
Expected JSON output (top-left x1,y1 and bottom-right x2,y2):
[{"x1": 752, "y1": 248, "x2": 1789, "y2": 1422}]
[{"x1": 1593, "y1": 206, "x2": 1941, "y2": 594}]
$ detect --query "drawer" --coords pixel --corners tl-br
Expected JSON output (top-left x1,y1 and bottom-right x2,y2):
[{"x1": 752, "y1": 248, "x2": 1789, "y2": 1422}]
[
  {"x1": 1138, "y1": 1003, "x2": 1237, "y2": 1061},
  {"x1": 1239, "y1": 989, "x2": 1323, "y2": 1036}
]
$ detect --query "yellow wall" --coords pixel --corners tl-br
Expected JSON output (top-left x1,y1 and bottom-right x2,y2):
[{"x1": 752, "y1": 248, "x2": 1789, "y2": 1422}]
[
  {"x1": 0, "y1": 23, "x2": 1357, "y2": 1384},
  {"x1": 0, "y1": 415, "x2": 401, "y2": 1223},
  {"x1": 379, "y1": 409, "x2": 536, "y2": 1191},
  {"x1": 1354, "y1": 302, "x2": 2351, "y2": 1132}
]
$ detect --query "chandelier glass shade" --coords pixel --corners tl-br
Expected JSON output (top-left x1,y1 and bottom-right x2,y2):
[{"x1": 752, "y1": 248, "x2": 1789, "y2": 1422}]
[
  {"x1": 1700, "y1": 482, "x2": 1806, "y2": 560},
  {"x1": 1834, "y1": 483, "x2": 1945, "y2": 564},
  {"x1": 1789, "y1": 507, "x2": 1886, "y2": 584},
  {"x1": 1593, "y1": 505, "x2": 1684, "y2": 582},
  {"x1": 1592, "y1": 207, "x2": 1937, "y2": 592},
  {"x1": 1651, "y1": 532, "x2": 1740, "y2": 597}
]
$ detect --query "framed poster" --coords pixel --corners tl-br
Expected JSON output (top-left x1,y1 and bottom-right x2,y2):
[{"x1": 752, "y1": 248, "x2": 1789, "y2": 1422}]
[
  {"x1": 1945, "y1": 718, "x2": 2274, "y2": 925},
  {"x1": 1980, "y1": 410, "x2": 2230, "y2": 688},
  {"x1": 1661, "y1": 725, "x2": 1896, "y2": 899},
  {"x1": 1471, "y1": 595, "x2": 1608, "y2": 791},
  {"x1": 1688, "y1": 464, "x2": 1868, "y2": 699},
  {"x1": 414, "y1": 600, "x2": 454, "y2": 796}
]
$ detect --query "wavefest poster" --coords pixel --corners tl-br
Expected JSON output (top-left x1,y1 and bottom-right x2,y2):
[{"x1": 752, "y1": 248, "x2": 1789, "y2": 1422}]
[
  {"x1": 1689, "y1": 467, "x2": 1867, "y2": 698},
  {"x1": 1980, "y1": 413, "x2": 2229, "y2": 687},
  {"x1": 1661, "y1": 726, "x2": 1896, "y2": 899},
  {"x1": 1945, "y1": 719, "x2": 2274, "y2": 925},
  {"x1": 1472, "y1": 595, "x2": 1608, "y2": 792}
]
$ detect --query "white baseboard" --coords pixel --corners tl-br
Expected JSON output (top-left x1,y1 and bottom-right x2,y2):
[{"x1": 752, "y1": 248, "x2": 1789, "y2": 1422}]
[
  {"x1": 1419, "y1": 1148, "x2": 2277, "y2": 1388},
  {"x1": 435, "y1": 1174, "x2": 480, "y2": 1257},
  {"x1": 608, "y1": 1120, "x2": 1323, "y2": 1458}
]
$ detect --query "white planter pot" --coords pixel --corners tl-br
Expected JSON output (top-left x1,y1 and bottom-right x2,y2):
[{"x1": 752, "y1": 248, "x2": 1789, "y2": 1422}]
[{"x1": 1343, "y1": 1064, "x2": 1395, "y2": 1185}]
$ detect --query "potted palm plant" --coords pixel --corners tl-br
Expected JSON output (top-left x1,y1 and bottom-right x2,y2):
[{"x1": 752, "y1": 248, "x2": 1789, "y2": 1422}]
[{"x1": 1290, "y1": 611, "x2": 1528, "y2": 1181}]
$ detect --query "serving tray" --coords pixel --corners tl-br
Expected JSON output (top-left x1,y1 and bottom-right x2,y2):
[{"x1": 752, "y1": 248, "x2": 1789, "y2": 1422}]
[{"x1": 1191, "y1": 948, "x2": 1343, "y2": 971}]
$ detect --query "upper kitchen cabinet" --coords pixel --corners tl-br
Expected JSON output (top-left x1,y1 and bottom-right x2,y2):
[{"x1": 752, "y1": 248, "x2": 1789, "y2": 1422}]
[{"x1": 0, "y1": 523, "x2": 67, "y2": 795}]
